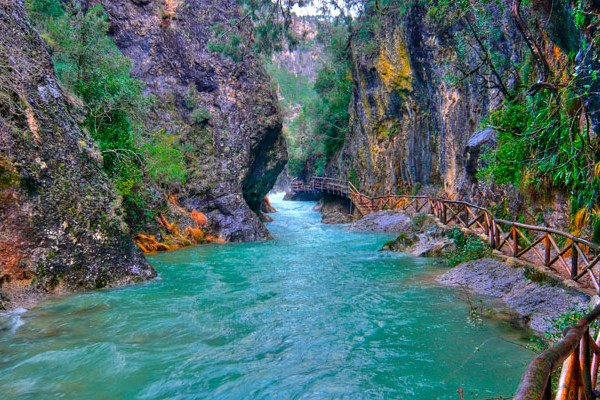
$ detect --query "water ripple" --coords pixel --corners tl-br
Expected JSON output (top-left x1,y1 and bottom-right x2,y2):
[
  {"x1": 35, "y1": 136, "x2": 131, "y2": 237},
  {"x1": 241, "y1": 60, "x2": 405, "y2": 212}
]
[{"x1": 0, "y1": 194, "x2": 533, "y2": 399}]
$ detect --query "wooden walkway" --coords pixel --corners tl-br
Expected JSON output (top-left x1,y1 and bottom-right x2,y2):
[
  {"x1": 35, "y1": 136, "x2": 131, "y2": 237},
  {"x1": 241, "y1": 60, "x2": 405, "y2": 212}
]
[
  {"x1": 291, "y1": 176, "x2": 600, "y2": 400},
  {"x1": 291, "y1": 176, "x2": 600, "y2": 295}
]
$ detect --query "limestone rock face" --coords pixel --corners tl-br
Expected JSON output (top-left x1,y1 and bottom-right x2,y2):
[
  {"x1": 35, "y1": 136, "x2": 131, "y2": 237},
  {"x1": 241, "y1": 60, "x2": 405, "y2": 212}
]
[
  {"x1": 0, "y1": 2, "x2": 156, "y2": 309},
  {"x1": 326, "y1": 6, "x2": 502, "y2": 198},
  {"x1": 324, "y1": 2, "x2": 600, "y2": 214},
  {"x1": 88, "y1": 0, "x2": 287, "y2": 242},
  {"x1": 438, "y1": 258, "x2": 590, "y2": 333}
]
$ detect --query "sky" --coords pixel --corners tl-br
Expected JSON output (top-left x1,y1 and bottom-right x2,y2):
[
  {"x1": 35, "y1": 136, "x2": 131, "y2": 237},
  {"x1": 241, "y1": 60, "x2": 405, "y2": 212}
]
[{"x1": 292, "y1": 1, "x2": 342, "y2": 16}]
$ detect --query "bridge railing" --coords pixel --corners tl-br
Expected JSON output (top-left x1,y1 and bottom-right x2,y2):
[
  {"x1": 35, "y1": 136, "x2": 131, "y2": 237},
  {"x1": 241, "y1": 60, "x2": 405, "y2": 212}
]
[
  {"x1": 290, "y1": 177, "x2": 600, "y2": 399},
  {"x1": 514, "y1": 304, "x2": 600, "y2": 400},
  {"x1": 290, "y1": 177, "x2": 600, "y2": 294}
]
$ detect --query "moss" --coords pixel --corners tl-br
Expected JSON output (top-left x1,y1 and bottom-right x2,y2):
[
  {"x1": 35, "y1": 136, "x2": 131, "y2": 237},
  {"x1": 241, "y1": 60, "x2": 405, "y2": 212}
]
[
  {"x1": 375, "y1": 120, "x2": 401, "y2": 141},
  {"x1": 374, "y1": 31, "x2": 412, "y2": 93},
  {"x1": 523, "y1": 266, "x2": 548, "y2": 284},
  {"x1": 445, "y1": 227, "x2": 491, "y2": 266},
  {"x1": 0, "y1": 156, "x2": 19, "y2": 189}
]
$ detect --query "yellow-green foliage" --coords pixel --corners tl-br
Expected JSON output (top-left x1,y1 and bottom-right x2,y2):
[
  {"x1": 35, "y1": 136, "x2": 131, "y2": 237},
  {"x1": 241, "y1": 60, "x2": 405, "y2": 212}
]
[
  {"x1": 144, "y1": 132, "x2": 187, "y2": 189},
  {"x1": 375, "y1": 120, "x2": 401, "y2": 141},
  {"x1": 0, "y1": 156, "x2": 19, "y2": 189}
]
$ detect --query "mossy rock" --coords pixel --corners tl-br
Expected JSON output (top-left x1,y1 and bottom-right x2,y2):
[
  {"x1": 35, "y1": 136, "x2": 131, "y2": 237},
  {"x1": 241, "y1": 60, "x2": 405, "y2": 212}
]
[{"x1": 381, "y1": 232, "x2": 418, "y2": 251}]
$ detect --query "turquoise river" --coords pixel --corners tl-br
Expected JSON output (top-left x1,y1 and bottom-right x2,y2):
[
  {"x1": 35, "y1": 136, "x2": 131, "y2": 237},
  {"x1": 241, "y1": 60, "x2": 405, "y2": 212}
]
[{"x1": 0, "y1": 195, "x2": 534, "y2": 399}]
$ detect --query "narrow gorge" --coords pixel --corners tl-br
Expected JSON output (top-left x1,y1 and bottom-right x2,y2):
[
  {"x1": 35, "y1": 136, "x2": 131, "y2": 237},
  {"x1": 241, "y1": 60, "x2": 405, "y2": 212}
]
[{"x1": 2, "y1": 0, "x2": 600, "y2": 399}]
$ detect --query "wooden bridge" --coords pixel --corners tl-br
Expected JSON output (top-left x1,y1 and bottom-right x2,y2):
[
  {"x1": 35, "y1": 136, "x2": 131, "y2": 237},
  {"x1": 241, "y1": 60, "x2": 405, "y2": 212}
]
[{"x1": 291, "y1": 176, "x2": 600, "y2": 400}]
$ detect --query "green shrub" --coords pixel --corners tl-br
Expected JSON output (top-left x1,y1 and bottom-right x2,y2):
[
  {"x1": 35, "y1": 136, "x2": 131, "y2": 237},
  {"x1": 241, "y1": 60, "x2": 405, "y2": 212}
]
[
  {"x1": 191, "y1": 107, "x2": 211, "y2": 125},
  {"x1": 25, "y1": 0, "x2": 184, "y2": 230},
  {"x1": 144, "y1": 135, "x2": 186, "y2": 188},
  {"x1": 207, "y1": 25, "x2": 244, "y2": 62},
  {"x1": 545, "y1": 308, "x2": 600, "y2": 342},
  {"x1": 184, "y1": 84, "x2": 199, "y2": 110},
  {"x1": 446, "y1": 227, "x2": 491, "y2": 266}
]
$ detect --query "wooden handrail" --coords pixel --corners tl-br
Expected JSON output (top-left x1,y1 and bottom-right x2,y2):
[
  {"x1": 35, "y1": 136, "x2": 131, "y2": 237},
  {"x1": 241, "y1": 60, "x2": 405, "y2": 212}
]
[
  {"x1": 290, "y1": 176, "x2": 600, "y2": 294},
  {"x1": 495, "y1": 218, "x2": 600, "y2": 251},
  {"x1": 514, "y1": 304, "x2": 600, "y2": 400},
  {"x1": 288, "y1": 176, "x2": 600, "y2": 399}
]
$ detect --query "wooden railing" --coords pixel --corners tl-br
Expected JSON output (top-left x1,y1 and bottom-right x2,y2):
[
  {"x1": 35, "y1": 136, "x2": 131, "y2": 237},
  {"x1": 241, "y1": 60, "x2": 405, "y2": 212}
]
[
  {"x1": 514, "y1": 304, "x2": 600, "y2": 400},
  {"x1": 290, "y1": 177, "x2": 600, "y2": 294},
  {"x1": 290, "y1": 177, "x2": 600, "y2": 399}
]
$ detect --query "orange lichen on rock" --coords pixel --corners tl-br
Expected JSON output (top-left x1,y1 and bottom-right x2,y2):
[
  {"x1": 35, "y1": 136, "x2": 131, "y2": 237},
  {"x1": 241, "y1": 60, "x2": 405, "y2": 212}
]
[
  {"x1": 134, "y1": 208, "x2": 223, "y2": 253},
  {"x1": 262, "y1": 196, "x2": 277, "y2": 213},
  {"x1": 167, "y1": 194, "x2": 187, "y2": 214},
  {"x1": 205, "y1": 234, "x2": 226, "y2": 244},
  {"x1": 134, "y1": 234, "x2": 174, "y2": 253},
  {"x1": 184, "y1": 226, "x2": 205, "y2": 242},
  {"x1": 157, "y1": 213, "x2": 179, "y2": 234},
  {"x1": 190, "y1": 210, "x2": 208, "y2": 226}
]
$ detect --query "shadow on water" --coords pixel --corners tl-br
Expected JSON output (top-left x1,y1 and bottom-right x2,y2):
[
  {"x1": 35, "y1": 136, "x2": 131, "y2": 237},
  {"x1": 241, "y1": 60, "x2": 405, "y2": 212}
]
[{"x1": 0, "y1": 193, "x2": 535, "y2": 400}]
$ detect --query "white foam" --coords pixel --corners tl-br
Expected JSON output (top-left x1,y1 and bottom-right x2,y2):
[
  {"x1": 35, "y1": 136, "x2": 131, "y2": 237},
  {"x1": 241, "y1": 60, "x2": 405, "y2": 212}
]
[{"x1": 0, "y1": 308, "x2": 28, "y2": 333}]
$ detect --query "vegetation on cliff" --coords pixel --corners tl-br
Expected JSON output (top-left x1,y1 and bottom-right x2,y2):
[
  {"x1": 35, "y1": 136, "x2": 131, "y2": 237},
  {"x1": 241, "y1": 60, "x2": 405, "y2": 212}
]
[
  {"x1": 23, "y1": 0, "x2": 286, "y2": 250},
  {"x1": 261, "y1": 0, "x2": 600, "y2": 241},
  {"x1": 265, "y1": 18, "x2": 352, "y2": 178},
  {"x1": 26, "y1": 0, "x2": 187, "y2": 232},
  {"x1": 0, "y1": 1, "x2": 156, "y2": 308}
]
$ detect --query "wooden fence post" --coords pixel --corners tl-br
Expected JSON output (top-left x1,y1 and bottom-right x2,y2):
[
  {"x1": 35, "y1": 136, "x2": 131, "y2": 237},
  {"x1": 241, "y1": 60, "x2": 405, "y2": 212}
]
[
  {"x1": 545, "y1": 234, "x2": 551, "y2": 267},
  {"x1": 572, "y1": 243, "x2": 579, "y2": 280},
  {"x1": 582, "y1": 330, "x2": 593, "y2": 400},
  {"x1": 486, "y1": 214, "x2": 494, "y2": 249},
  {"x1": 512, "y1": 226, "x2": 518, "y2": 257},
  {"x1": 442, "y1": 203, "x2": 447, "y2": 224},
  {"x1": 495, "y1": 223, "x2": 501, "y2": 249}
]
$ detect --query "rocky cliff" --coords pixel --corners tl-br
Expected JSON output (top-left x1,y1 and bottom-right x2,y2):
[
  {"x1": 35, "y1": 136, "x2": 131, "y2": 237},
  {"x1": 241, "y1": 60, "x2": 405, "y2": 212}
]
[
  {"x1": 0, "y1": 2, "x2": 156, "y2": 310},
  {"x1": 89, "y1": 0, "x2": 287, "y2": 242},
  {"x1": 325, "y1": 5, "x2": 509, "y2": 198},
  {"x1": 325, "y1": 1, "x2": 600, "y2": 226}
]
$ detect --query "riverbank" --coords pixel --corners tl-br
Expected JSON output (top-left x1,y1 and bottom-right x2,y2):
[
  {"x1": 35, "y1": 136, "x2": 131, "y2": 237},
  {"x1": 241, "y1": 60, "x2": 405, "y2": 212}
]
[
  {"x1": 318, "y1": 202, "x2": 594, "y2": 335},
  {"x1": 438, "y1": 258, "x2": 590, "y2": 334}
]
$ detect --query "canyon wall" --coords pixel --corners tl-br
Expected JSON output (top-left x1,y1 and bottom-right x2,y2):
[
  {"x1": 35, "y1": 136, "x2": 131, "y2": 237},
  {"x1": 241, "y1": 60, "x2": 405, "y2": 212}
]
[
  {"x1": 325, "y1": 1, "x2": 600, "y2": 227},
  {"x1": 0, "y1": 1, "x2": 156, "y2": 309},
  {"x1": 325, "y1": 5, "x2": 515, "y2": 199},
  {"x1": 90, "y1": 0, "x2": 287, "y2": 242}
]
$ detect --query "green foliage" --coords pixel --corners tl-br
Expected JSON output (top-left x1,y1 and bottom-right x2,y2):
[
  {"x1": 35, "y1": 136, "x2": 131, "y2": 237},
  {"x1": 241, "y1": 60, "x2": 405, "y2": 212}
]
[
  {"x1": 285, "y1": 100, "x2": 325, "y2": 176},
  {"x1": 25, "y1": 0, "x2": 63, "y2": 19},
  {"x1": 191, "y1": 107, "x2": 211, "y2": 125},
  {"x1": 315, "y1": 27, "x2": 352, "y2": 160},
  {"x1": 545, "y1": 308, "x2": 600, "y2": 342},
  {"x1": 30, "y1": 2, "x2": 146, "y2": 169},
  {"x1": 478, "y1": 102, "x2": 531, "y2": 185},
  {"x1": 240, "y1": 0, "x2": 299, "y2": 56},
  {"x1": 572, "y1": 0, "x2": 587, "y2": 29},
  {"x1": 207, "y1": 1, "x2": 306, "y2": 60},
  {"x1": 480, "y1": 84, "x2": 600, "y2": 240},
  {"x1": 143, "y1": 133, "x2": 187, "y2": 189},
  {"x1": 265, "y1": 62, "x2": 317, "y2": 109},
  {"x1": 446, "y1": 227, "x2": 491, "y2": 266},
  {"x1": 184, "y1": 84, "x2": 199, "y2": 110},
  {"x1": 207, "y1": 24, "x2": 245, "y2": 62},
  {"x1": 523, "y1": 266, "x2": 549, "y2": 284},
  {"x1": 25, "y1": 0, "x2": 181, "y2": 230},
  {"x1": 267, "y1": 22, "x2": 352, "y2": 178}
]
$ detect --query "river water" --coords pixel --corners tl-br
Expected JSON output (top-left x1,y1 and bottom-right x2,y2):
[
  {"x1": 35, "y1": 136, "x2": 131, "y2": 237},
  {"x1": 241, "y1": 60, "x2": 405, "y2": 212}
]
[{"x1": 0, "y1": 195, "x2": 534, "y2": 399}]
